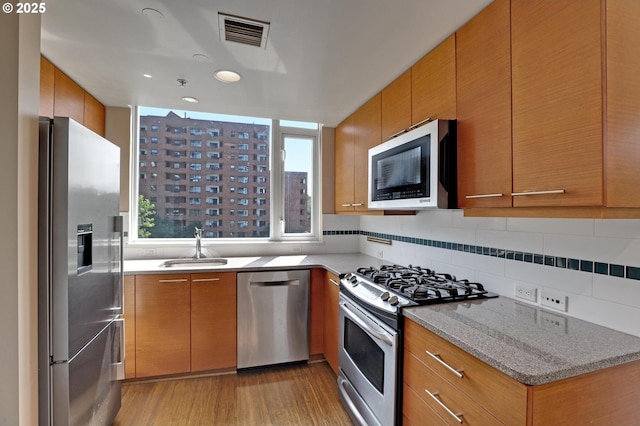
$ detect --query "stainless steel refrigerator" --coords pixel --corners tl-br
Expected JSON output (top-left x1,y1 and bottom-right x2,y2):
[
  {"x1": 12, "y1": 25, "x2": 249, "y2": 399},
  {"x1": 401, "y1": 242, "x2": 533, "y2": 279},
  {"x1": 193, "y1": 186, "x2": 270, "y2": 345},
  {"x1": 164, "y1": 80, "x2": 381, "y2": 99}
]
[{"x1": 38, "y1": 117, "x2": 124, "y2": 425}]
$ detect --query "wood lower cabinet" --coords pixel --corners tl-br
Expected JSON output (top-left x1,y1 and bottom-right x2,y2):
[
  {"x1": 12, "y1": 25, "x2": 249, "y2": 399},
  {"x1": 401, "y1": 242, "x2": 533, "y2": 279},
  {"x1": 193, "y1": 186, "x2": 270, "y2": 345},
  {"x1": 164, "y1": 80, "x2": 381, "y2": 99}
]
[
  {"x1": 323, "y1": 272, "x2": 340, "y2": 374},
  {"x1": 309, "y1": 269, "x2": 325, "y2": 356},
  {"x1": 135, "y1": 274, "x2": 191, "y2": 378},
  {"x1": 403, "y1": 318, "x2": 640, "y2": 425},
  {"x1": 123, "y1": 275, "x2": 136, "y2": 379},
  {"x1": 190, "y1": 272, "x2": 236, "y2": 372}
]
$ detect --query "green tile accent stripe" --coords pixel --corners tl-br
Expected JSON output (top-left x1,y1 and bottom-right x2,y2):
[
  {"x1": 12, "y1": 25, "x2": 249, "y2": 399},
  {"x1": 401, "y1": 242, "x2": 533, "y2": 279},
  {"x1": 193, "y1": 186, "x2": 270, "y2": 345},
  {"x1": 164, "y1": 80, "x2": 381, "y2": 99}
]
[{"x1": 323, "y1": 230, "x2": 640, "y2": 281}]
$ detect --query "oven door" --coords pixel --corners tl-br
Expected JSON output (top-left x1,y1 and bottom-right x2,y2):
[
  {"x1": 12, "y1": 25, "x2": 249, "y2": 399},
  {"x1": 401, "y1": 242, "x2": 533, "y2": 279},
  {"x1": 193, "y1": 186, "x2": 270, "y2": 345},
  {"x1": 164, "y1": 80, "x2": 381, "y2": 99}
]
[{"x1": 338, "y1": 294, "x2": 398, "y2": 426}]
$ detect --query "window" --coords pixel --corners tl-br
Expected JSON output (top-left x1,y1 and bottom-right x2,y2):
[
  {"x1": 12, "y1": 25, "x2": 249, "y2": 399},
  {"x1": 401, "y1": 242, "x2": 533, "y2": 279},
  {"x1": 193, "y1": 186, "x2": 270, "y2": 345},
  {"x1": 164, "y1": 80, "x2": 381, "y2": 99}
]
[
  {"x1": 151, "y1": 137, "x2": 158, "y2": 143},
  {"x1": 133, "y1": 106, "x2": 319, "y2": 241},
  {"x1": 151, "y1": 125, "x2": 159, "y2": 131}
]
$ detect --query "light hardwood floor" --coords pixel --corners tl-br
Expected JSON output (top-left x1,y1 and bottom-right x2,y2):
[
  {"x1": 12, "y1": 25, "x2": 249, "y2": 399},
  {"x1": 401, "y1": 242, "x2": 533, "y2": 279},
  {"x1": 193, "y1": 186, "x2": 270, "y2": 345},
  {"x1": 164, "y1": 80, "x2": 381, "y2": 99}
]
[{"x1": 113, "y1": 361, "x2": 353, "y2": 425}]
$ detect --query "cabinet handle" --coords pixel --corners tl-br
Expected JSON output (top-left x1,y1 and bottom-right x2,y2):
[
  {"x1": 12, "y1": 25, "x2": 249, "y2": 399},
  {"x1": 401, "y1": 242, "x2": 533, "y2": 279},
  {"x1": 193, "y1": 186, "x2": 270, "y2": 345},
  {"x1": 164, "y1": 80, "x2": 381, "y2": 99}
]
[
  {"x1": 341, "y1": 203, "x2": 353, "y2": 207},
  {"x1": 192, "y1": 278, "x2": 220, "y2": 282},
  {"x1": 511, "y1": 189, "x2": 565, "y2": 196},
  {"x1": 158, "y1": 278, "x2": 188, "y2": 283},
  {"x1": 426, "y1": 351, "x2": 464, "y2": 378},
  {"x1": 388, "y1": 129, "x2": 408, "y2": 140},
  {"x1": 409, "y1": 117, "x2": 433, "y2": 130},
  {"x1": 329, "y1": 278, "x2": 339, "y2": 287},
  {"x1": 465, "y1": 193, "x2": 503, "y2": 199},
  {"x1": 425, "y1": 390, "x2": 463, "y2": 424},
  {"x1": 352, "y1": 203, "x2": 364, "y2": 207}
]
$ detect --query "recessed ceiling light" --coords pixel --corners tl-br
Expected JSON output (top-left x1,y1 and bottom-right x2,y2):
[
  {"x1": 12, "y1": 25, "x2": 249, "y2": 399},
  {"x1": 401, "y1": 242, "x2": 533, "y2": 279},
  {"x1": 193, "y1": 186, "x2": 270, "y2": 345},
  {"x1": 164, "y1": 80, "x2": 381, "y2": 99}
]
[
  {"x1": 143, "y1": 74, "x2": 153, "y2": 78},
  {"x1": 214, "y1": 69, "x2": 242, "y2": 83},
  {"x1": 141, "y1": 8, "x2": 164, "y2": 19},
  {"x1": 181, "y1": 96, "x2": 199, "y2": 103}
]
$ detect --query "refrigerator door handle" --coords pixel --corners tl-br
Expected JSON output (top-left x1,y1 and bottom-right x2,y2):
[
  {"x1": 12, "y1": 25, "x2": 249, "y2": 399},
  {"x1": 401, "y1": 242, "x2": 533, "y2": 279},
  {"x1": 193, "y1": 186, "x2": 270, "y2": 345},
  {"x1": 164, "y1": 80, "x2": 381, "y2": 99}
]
[
  {"x1": 112, "y1": 318, "x2": 125, "y2": 381},
  {"x1": 114, "y1": 215, "x2": 124, "y2": 315}
]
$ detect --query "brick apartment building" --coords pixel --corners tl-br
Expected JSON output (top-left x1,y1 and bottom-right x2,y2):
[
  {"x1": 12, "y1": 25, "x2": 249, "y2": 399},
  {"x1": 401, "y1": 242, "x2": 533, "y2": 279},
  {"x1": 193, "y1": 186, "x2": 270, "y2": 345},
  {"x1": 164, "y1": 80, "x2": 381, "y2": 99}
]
[{"x1": 138, "y1": 111, "x2": 309, "y2": 238}]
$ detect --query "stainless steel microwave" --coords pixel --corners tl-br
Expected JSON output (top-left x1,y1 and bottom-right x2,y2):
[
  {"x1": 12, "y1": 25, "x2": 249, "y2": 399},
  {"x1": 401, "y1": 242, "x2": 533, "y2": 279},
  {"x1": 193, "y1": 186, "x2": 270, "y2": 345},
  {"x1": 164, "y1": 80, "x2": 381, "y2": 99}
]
[{"x1": 368, "y1": 119, "x2": 456, "y2": 210}]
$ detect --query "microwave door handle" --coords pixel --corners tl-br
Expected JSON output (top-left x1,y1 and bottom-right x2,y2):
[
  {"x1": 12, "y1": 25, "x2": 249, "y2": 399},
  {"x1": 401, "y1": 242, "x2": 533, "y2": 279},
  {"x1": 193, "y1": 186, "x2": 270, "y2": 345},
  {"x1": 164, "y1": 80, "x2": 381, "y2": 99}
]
[{"x1": 340, "y1": 302, "x2": 393, "y2": 347}]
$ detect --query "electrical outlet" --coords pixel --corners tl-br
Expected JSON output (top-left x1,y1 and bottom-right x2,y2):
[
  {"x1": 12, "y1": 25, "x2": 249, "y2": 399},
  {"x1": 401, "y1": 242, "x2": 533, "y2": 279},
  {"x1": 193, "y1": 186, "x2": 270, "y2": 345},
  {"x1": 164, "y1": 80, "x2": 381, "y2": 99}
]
[
  {"x1": 514, "y1": 283, "x2": 537, "y2": 302},
  {"x1": 142, "y1": 248, "x2": 156, "y2": 257},
  {"x1": 376, "y1": 250, "x2": 384, "y2": 259},
  {"x1": 292, "y1": 246, "x2": 302, "y2": 253},
  {"x1": 541, "y1": 288, "x2": 568, "y2": 312}
]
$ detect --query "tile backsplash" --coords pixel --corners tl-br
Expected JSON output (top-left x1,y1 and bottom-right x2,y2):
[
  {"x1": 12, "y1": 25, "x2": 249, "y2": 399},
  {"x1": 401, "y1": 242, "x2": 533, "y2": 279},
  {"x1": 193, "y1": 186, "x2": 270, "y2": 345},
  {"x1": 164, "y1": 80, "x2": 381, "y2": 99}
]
[{"x1": 353, "y1": 211, "x2": 640, "y2": 337}]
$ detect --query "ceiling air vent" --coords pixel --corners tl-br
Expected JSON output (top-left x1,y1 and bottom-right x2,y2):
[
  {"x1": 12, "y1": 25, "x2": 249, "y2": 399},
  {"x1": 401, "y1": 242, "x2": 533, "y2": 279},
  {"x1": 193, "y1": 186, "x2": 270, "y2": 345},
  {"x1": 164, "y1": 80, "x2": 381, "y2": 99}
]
[{"x1": 218, "y1": 12, "x2": 270, "y2": 49}]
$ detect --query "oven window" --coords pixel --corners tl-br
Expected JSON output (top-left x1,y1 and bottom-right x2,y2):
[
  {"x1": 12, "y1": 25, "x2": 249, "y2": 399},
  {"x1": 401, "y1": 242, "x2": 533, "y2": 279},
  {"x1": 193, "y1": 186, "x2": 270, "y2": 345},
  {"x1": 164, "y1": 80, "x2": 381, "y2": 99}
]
[{"x1": 344, "y1": 317, "x2": 385, "y2": 393}]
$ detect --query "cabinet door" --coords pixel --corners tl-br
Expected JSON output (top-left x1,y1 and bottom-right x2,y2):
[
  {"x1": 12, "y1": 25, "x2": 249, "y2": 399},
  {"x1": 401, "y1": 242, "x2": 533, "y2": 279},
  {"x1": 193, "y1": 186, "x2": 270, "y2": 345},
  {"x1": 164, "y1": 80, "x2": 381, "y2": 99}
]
[
  {"x1": 135, "y1": 274, "x2": 191, "y2": 377},
  {"x1": 84, "y1": 92, "x2": 106, "y2": 137},
  {"x1": 40, "y1": 56, "x2": 55, "y2": 118},
  {"x1": 323, "y1": 272, "x2": 340, "y2": 374},
  {"x1": 511, "y1": 0, "x2": 603, "y2": 207},
  {"x1": 123, "y1": 275, "x2": 136, "y2": 378},
  {"x1": 381, "y1": 70, "x2": 412, "y2": 142},
  {"x1": 309, "y1": 269, "x2": 325, "y2": 356},
  {"x1": 191, "y1": 272, "x2": 237, "y2": 372},
  {"x1": 456, "y1": 0, "x2": 513, "y2": 208},
  {"x1": 412, "y1": 34, "x2": 457, "y2": 124},
  {"x1": 352, "y1": 94, "x2": 381, "y2": 211},
  {"x1": 605, "y1": 1, "x2": 640, "y2": 208},
  {"x1": 334, "y1": 115, "x2": 355, "y2": 213},
  {"x1": 54, "y1": 67, "x2": 85, "y2": 124}
]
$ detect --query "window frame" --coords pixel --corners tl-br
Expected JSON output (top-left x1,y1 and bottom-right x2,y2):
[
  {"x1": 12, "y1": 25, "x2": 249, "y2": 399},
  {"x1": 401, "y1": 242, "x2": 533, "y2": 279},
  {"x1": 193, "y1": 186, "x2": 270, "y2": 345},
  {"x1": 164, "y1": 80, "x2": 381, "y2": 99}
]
[{"x1": 129, "y1": 106, "x2": 322, "y2": 245}]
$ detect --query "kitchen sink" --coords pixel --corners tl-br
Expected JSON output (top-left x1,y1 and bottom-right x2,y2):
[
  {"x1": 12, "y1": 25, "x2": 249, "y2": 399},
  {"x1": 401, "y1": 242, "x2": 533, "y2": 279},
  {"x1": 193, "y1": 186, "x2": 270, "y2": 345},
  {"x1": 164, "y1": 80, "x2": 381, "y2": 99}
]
[{"x1": 158, "y1": 258, "x2": 228, "y2": 268}]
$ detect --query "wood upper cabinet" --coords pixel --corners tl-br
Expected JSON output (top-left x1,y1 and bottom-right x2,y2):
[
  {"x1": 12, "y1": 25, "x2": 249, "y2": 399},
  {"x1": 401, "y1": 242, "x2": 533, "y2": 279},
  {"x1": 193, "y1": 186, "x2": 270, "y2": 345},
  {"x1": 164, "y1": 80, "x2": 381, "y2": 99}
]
[
  {"x1": 84, "y1": 92, "x2": 106, "y2": 137},
  {"x1": 511, "y1": 0, "x2": 603, "y2": 207},
  {"x1": 456, "y1": 0, "x2": 513, "y2": 208},
  {"x1": 40, "y1": 56, "x2": 55, "y2": 118},
  {"x1": 381, "y1": 70, "x2": 411, "y2": 142},
  {"x1": 605, "y1": 0, "x2": 640, "y2": 208},
  {"x1": 54, "y1": 67, "x2": 85, "y2": 125},
  {"x1": 135, "y1": 274, "x2": 191, "y2": 378},
  {"x1": 334, "y1": 115, "x2": 355, "y2": 213},
  {"x1": 323, "y1": 272, "x2": 340, "y2": 375},
  {"x1": 352, "y1": 94, "x2": 381, "y2": 212},
  {"x1": 190, "y1": 272, "x2": 237, "y2": 372},
  {"x1": 411, "y1": 34, "x2": 456, "y2": 124}
]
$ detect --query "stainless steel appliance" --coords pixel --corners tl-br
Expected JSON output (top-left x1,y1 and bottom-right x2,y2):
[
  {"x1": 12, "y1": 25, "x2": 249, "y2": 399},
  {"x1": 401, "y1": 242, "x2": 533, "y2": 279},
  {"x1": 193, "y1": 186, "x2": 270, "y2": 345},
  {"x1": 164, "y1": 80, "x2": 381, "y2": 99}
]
[
  {"x1": 368, "y1": 119, "x2": 456, "y2": 210},
  {"x1": 38, "y1": 117, "x2": 124, "y2": 425},
  {"x1": 237, "y1": 270, "x2": 309, "y2": 369},
  {"x1": 338, "y1": 264, "x2": 496, "y2": 426}
]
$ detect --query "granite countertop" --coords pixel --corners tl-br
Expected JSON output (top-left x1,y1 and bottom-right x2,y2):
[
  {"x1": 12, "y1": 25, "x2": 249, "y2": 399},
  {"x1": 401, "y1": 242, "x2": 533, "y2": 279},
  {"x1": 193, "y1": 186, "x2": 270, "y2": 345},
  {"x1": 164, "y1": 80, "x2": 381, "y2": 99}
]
[
  {"x1": 124, "y1": 253, "x2": 386, "y2": 277},
  {"x1": 403, "y1": 297, "x2": 640, "y2": 385}
]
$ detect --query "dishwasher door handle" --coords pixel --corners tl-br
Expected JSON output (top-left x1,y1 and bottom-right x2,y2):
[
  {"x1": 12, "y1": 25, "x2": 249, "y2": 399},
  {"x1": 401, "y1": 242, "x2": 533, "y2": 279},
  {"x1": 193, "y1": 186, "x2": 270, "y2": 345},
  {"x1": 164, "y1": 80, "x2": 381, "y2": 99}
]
[{"x1": 249, "y1": 279, "x2": 300, "y2": 287}]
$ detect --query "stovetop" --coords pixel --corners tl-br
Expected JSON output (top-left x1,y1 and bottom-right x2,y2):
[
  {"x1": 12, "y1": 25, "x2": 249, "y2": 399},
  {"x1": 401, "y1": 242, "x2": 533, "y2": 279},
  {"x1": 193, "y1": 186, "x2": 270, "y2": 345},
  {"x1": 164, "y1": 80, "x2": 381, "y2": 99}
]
[
  {"x1": 355, "y1": 264, "x2": 489, "y2": 305},
  {"x1": 340, "y1": 264, "x2": 496, "y2": 322}
]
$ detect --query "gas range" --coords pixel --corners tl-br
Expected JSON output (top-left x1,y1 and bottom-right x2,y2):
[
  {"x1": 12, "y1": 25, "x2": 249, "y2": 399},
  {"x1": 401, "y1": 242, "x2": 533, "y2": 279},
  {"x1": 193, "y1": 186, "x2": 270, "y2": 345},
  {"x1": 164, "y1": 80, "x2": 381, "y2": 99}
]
[{"x1": 340, "y1": 264, "x2": 496, "y2": 328}]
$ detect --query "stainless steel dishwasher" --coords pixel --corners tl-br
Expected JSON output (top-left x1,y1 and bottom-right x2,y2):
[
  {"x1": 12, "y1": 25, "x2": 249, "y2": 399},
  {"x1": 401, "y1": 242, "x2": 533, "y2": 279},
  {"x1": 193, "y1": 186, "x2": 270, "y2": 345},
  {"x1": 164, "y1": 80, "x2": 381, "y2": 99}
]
[{"x1": 237, "y1": 270, "x2": 310, "y2": 369}]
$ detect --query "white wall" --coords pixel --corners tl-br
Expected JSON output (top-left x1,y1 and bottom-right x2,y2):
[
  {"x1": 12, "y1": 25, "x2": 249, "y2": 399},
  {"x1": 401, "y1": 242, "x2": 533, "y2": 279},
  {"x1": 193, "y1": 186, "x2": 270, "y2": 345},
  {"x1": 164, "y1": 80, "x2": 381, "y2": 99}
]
[
  {"x1": 0, "y1": 12, "x2": 41, "y2": 426},
  {"x1": 358, "y1": 211, "x2": 640, "y2": 337}
]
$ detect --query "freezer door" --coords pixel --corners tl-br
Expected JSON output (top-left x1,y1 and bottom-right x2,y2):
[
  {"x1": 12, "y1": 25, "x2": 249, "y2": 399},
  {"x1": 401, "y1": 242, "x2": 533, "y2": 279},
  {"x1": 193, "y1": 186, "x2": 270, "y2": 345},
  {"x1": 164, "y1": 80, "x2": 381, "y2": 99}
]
[
  {"x1": 48, "y1": 117, "x2": 121, "y2": 361},
  {"x1": 51, "y1": 320, "x2": 123, "y2": 426}
]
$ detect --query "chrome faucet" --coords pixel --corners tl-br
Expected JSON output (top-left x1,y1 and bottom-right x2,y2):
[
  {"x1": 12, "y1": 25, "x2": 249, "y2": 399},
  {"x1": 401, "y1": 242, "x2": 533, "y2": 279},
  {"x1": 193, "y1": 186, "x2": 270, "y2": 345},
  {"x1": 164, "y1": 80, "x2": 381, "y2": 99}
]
[{"x1": 194, "y1": 227, "x2": 205, "y2": 259}]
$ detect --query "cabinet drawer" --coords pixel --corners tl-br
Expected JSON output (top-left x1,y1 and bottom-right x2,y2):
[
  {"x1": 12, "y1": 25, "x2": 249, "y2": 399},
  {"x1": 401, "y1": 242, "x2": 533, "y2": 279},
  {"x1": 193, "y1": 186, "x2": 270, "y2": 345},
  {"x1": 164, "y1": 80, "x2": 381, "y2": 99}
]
[
  {"x1": 404, "y1": 319, "x2": 527, "y2": 425},
  {"x1": 404, "y1": 351, "x2": 503, "y2": 425},
  {"x1": 403, "y1": 382, "x2": 448, "y2": 426}
]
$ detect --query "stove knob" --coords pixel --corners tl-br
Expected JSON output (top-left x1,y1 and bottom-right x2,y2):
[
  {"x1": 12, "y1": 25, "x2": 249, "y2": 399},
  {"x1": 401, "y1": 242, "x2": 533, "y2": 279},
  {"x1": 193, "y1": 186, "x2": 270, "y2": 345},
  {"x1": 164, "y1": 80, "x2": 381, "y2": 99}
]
[
  {"x1": 380, "y1": 291, "x2": 390, "y2": 301},
  {"x1": 388, "y1": 295, "x2": 399, "y2": 306},
  {"x1": 347, "y1": 273, "x2": 359, "y2": 286}
]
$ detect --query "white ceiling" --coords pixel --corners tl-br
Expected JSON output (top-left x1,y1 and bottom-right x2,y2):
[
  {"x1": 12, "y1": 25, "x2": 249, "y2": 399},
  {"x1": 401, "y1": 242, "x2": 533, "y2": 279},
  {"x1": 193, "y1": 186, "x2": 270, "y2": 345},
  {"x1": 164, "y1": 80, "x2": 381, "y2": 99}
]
[{"x1": 41, "y1": 0, "x2": 492, "y2": 127}]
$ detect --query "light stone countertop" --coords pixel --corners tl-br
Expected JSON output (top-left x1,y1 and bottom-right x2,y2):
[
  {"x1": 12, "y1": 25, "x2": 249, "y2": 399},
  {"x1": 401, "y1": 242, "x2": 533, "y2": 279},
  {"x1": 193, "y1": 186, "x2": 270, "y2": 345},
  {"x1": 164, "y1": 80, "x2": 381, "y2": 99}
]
[
  {"x1": 125, "y1": 254, "x2": 640, "y2": 386},
  {"x1": 124, "y1": 253, "x2": 386, "y2": 277},
  {"x1": 403, "y1": 297, "x2": 640, "y2": 385}
]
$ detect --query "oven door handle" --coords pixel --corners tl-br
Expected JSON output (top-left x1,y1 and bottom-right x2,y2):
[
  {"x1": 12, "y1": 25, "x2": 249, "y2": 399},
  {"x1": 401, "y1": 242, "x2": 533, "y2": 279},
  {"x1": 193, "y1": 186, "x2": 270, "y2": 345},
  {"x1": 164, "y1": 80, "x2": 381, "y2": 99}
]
[{"x1": 340, "y1": 302, "x2": 394, "y2": 347}]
